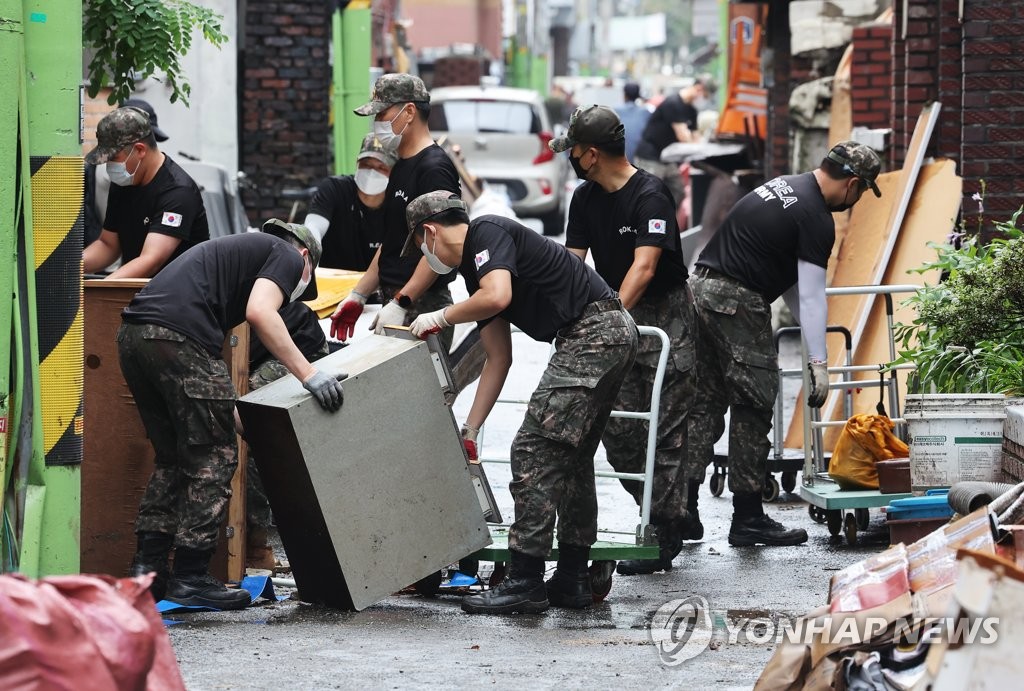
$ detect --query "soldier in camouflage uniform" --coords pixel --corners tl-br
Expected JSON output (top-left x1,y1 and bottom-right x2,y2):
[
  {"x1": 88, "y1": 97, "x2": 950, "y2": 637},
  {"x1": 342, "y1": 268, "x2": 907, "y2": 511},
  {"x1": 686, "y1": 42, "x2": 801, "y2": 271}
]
[
  {"x1": 330, "y1": 73, "x2": 462, "y2": 352},
  {"x1": 554, "y1": 105, "x2": 699, "y2": 575},
  {"x1": 401, "y1": 191, "x2": 638, "y2": 615},
  {"x1": 244, "y1": 300, "x2": 330, "y2": 570},
  {"x1": 689, "y1": 141, "x2": 881, "y2": 546},
  {"x1": 118, "y1": 220, "x2": 345, "y2": 609}
]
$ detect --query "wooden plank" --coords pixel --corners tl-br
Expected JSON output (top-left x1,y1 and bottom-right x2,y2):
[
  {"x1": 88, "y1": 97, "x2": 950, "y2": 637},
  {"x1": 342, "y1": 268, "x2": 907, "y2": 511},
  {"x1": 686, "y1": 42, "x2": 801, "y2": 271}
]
[
  {"x1": 846, "y1": 160, "x2": 962, "y2": 418},
  {"x1": 226, "y1": 324, "x2": 250, "y2": 583},
  {"x1": 785, "y1": 104, "x2": 941, "y2": 450},
  {"x1": 786, "y1": 161, "x2": 962, "y2": 449}
]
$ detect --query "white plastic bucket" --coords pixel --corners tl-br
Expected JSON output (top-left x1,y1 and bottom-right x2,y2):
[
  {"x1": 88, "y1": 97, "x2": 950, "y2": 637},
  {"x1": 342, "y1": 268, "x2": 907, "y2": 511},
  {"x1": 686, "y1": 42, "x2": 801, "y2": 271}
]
[{"x1": 905, "y1": 394, "x2": 1007, "y2": 490}]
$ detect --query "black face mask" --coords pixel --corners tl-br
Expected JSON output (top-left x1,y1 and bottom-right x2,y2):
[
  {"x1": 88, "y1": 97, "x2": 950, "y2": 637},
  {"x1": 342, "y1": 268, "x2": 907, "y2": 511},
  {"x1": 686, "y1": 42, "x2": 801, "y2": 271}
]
[
  {"x1": 827, "y1": 182, "x2": 856, "y2": 213},
  {"x1": 569, "y1": 150, "x2": 591, "y2": 180}
]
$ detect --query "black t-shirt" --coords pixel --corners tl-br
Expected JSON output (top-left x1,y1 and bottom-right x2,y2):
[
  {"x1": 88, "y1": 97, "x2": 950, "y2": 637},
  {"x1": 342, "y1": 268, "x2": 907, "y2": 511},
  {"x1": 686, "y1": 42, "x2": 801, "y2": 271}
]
[
  {"x1": 379, "y1": 144, "x2": 461, "y2": 288},
  {"x1": 696, "y1": 172, "x2": 835, "y2": 301},
  {"x1": 634, "y1": 93, "x2": 698, "y2": 161},
  {"x1": 104, "y1": 155, "x2": 210, "y2": 270},
  {"x1": 122, "y1": 233, "x2": 304, "y2": 356},
  {"x1": 461, "y1": 215, "x2": 614, "y2": 342},
  {"x1": 309, "y1": 175, "x2": 386, "y2": 271},
  {"x1": 566, "y1": 168, "x2": 688, "y2": 299},
  {"x1": 249, "y1": 300, "x2": 326, "y2": 367}
]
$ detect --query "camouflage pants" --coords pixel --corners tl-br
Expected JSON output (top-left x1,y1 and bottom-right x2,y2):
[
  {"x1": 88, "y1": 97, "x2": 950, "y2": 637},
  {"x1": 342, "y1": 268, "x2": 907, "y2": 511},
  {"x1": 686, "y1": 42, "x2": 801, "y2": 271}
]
[
  {"x1": 117, "y1": 322, "x2": 237, "y2": 551},
  {"x1": 508, "y1": 300, "x2": 638, "y2": 557},
  {"x1": 603, "y1": 286, "x2": 697, "y2": 524},
  {"x1": 689, "y1": 271, "x2": 778, "y2": 496},
  {"x1": 246, "y1": 343, "x2": 331, "y2": 530},
  {"x1": 380, "y1": 284, "x2": 455, "y2": 353}
]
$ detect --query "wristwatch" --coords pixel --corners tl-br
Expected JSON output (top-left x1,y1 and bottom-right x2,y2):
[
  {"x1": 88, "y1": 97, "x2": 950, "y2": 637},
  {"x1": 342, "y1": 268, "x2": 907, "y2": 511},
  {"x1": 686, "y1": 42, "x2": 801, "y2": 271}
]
[{"x1": 394, "y1": 292, "x2": 412, "y2": 309}]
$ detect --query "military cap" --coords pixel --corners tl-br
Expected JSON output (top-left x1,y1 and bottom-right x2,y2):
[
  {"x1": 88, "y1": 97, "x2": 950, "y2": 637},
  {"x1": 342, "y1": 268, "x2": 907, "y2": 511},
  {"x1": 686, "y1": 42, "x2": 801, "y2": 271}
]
[
  {"x1": 85, "y1": 107, "x2": 153, "y2": 164},
  {"x1": 826, "y1": 141, "x2": 882, "y2": 197},
  {"x1": 401, "y1": 191, "x2": 468, "y2": 257},
  {"x1": 357, "y1": 132, "x2": 399, "y2": 168},
  {"x1": 549, "y1": 105, "x2": 625, "y2": 153},
  {"x1": 354, "y1": 73, "x2": 430, "y2": 116}
]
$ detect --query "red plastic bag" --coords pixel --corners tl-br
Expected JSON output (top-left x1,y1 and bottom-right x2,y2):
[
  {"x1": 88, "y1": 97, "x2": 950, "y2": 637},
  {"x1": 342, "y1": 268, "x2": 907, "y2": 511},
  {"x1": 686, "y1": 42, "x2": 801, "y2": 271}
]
[{"x1": 0, "y1": 573, "x2": 185, "y2": 690}]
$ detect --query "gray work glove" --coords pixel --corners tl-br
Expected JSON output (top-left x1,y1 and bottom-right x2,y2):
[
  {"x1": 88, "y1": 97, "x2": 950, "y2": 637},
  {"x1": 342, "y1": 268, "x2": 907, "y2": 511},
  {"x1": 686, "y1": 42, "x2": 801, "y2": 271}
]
[
  {"x1": 303, "y1": 369, "x2": 347, "y2": 412},
  {"x1": 806, "y1": 360, "x2": 829, "y2": 408}
]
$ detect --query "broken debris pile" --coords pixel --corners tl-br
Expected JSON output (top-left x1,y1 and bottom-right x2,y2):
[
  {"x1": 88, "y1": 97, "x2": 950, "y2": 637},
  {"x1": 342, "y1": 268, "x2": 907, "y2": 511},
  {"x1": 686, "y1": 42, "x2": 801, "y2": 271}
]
[{"x1": 755, "y1": 482, "x2": 1024, "y2": 690}]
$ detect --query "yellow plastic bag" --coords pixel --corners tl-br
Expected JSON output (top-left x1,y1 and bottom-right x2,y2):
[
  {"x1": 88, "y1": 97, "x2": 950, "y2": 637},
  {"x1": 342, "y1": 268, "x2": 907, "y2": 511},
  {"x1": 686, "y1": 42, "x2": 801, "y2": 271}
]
[{"x1": 828, "y1": 414, "x2": 909, "y2": 490}]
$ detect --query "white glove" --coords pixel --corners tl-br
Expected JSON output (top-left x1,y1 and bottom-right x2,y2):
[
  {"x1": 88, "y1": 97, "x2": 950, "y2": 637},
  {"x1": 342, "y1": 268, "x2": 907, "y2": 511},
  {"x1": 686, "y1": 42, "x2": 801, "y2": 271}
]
[
  {"x1": 806, "y1": 359, "x2": 829, "y2": 408},
  {"x1": 370, "y1": 299, "x2": 408, "y2": 334},
  {"x1": 409, "y1": 308, "x2": 451, "y2": 339}
]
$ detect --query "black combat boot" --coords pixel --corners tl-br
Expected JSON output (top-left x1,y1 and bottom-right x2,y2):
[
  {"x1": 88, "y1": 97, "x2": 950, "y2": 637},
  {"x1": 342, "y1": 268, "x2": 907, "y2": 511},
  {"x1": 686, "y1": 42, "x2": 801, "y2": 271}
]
[
  {"x1": 728, "y1": 492, "x2": 808, "y2": 546},
  {"x1": 545, "y1": 543, "x2": 592, "y2": 609},
  {"x1": 461, "y1": 551, "x2": 548, "y2": 614},
  {"x1": 129, "y1": 531, "x2": 174, "y2": 602},
  {"x1": 165, "y1": 547, "x2": 251, "y2": 610},
  {"x1": 681, "y1": 479, "x2": 704, "y2": 540},
  {"x1": 616, "y1": 519, "x2": 683, "y2": 575}
]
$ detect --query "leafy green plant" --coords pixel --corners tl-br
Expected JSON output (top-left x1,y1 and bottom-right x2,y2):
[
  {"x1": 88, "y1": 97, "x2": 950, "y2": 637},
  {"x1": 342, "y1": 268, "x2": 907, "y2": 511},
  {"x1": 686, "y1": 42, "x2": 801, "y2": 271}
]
[
  {"x1": 83, "y1": 0, "x2": 228, "y2": 106},
  {"x1": 892, "y1": 204, "x2": 1024, "y2": 394}
]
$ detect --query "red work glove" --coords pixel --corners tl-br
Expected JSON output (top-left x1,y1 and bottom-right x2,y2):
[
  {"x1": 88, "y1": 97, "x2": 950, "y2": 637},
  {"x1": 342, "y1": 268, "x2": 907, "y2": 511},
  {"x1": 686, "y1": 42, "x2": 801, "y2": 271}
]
[
  {"x1": 461, "y1": 424, "x2": 479, "y2": 461},
  {"x1": 330, "y1": 292, "x2": 366, "y2": 341}
]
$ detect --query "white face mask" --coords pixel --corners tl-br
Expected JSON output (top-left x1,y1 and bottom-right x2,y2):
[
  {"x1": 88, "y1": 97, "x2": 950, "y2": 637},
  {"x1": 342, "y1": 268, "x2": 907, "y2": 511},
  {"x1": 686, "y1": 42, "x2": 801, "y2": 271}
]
[
  {"x1": 373, "y1": 106, "x2": 410, "y2": 153},
  {"x1": 355, "y1": 167, "x2": 389, "y2": 195},
  {"x1": 420, "y1": 227, "x2": 454, "y2": 275},
  {"x1": 290, "y1": 255, "x2": 311, "y2": 301},
  {"x1": 107, "y1": 147, "x2": 140, "y2": 186}
]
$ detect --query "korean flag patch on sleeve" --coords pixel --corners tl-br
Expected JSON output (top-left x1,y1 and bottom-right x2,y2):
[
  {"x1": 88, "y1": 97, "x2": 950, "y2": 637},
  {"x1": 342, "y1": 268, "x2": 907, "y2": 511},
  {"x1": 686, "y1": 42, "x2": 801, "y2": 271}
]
[
  {"x1": 161, "y1": 211, "x2": 183, "y2": 228},
  {"x1": 474, "y1": 249, "x2": 490, "y2": 269},
  {"x1": 648, "y1": 219, "x2": 666, "y2": 235}
]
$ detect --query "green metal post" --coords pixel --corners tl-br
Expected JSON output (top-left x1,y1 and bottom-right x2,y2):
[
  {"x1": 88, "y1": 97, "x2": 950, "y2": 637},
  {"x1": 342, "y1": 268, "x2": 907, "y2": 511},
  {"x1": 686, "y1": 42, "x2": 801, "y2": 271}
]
[
  {"x1": 18, "y1": 0, "x2": 83, "y2": 576},
  {"x1": 0, "y1": 0, "x2": 22, "y2": 572},
  {"x1": 333, "y1": 0, "x2": 371, "y2": 176}
]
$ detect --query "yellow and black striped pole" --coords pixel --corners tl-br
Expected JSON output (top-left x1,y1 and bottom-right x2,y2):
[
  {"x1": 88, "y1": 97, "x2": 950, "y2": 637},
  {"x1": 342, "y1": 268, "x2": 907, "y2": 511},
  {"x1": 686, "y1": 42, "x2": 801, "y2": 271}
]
[{"x1": 31, "y1": 155, "x2": 84, "y2": 469}]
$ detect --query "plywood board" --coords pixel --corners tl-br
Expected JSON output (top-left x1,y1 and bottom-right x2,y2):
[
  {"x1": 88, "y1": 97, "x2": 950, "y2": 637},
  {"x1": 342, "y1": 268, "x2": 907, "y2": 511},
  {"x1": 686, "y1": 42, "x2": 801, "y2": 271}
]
[
  {"x1": 847, "y1": 160, "x2": 962, "y2": 418},
  {"x1": 828, "y1": 44, "x2": 854, "y2": 146}
]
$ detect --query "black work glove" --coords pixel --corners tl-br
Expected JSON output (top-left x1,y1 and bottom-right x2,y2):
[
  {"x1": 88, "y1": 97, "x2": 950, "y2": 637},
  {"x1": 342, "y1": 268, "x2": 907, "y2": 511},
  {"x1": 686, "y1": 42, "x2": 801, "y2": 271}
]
[
  {"x1": 806, "y1": 360, "x2": 829, "y2": 408},
  {"x1": 302, "y1": 370, "x2": 347, "y2": 412}
]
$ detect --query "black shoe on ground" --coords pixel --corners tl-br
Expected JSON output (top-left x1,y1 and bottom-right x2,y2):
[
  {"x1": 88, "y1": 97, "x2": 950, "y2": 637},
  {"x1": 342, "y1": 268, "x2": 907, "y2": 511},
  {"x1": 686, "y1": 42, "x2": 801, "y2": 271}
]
[
  {"x1": 130, "y1": 559, "x2": 169, "y2": 602},
  {"x1": 728, "y1": 514, "x2": 808, "y2": 546},
  {"x1": 617, "y1": 521, "x2": 683, "y2": 575},
  {"x1": 165, "y1": 574, "x2": 252, "y2": 610},
  {"x1": 462, "y1": 576, "x2": 549, "y2": 614},
  {"x1": 545, "y1": 568, "x2": 592, "y2": 608},
  {"x1": 616, "y1": 554, "x2": 673, "y2": 575},
  {"x1": 679, "y1": 509, "x2": 704, "y2": 541}
]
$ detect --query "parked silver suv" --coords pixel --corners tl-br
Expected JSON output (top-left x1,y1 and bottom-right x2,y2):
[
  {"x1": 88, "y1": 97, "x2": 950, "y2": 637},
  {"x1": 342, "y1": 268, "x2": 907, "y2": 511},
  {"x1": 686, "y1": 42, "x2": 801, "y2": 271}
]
[{"x1": 428, "y1": 86, "x2": 569, "y2": 235}]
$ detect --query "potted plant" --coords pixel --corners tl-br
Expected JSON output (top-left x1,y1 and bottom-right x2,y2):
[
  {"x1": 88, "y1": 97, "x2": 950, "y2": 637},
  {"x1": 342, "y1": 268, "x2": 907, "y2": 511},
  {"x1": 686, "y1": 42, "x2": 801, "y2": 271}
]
[{"x1": 891, "y1": 203, "x2": 1024, "y2": 489}]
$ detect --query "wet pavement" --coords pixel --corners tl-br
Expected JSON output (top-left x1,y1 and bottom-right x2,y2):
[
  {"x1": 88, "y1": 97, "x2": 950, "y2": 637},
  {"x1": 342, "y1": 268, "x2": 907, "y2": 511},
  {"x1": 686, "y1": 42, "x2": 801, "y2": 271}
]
[{"x1": 167, "y1": 322, "x2": 893, "y2": 689}]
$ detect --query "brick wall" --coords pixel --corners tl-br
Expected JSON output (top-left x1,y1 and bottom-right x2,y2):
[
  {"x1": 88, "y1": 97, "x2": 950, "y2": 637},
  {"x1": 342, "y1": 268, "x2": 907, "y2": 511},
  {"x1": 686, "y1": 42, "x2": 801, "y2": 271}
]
[
  {"x1": 850, "y1": 24, "x2": 892, "y2": 134},
  {"x1": 959, "y1": 0, "x2": 1024, "y2": 237},
  {"x1": 240, "y1": 1, "x2": 332, "y2": 224},
  {"x1": 765, "y1": 2, "x2": 814, "y2": 179}
]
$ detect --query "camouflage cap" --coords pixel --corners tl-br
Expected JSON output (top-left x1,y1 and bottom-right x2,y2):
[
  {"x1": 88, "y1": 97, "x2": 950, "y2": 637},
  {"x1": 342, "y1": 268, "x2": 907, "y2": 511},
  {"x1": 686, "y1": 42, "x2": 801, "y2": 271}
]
[
  {"x1": 826, "y1": 141, "x2": 882, "y2": 197},
  {"x1": 401, "y1": 191, "x2": 469, "y2": 258},
  {"x1": 549, "y1": 105, "x2": 625, "y2": 153},
  {"x1": 354, "y1": 74, "x2": 430, "y2": 116},
  {"x1": 357, "y1": 132, "x2": 398, "y2": 168},
  {"x1": 262, "y1": 218, "x2": 322, "y2": 301},
  {"x1": 85, "y1": 107, "x2": 153, "y2": 164}
]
